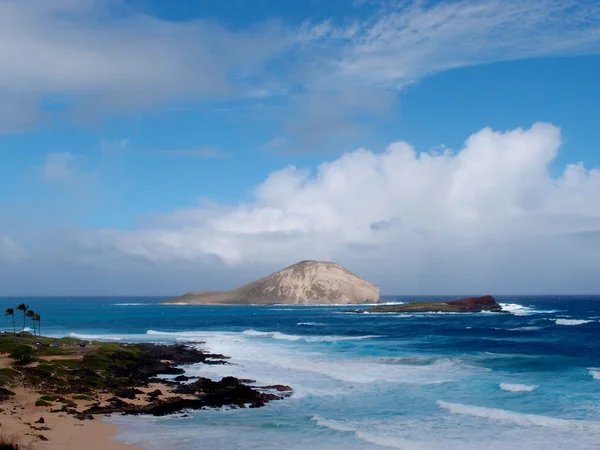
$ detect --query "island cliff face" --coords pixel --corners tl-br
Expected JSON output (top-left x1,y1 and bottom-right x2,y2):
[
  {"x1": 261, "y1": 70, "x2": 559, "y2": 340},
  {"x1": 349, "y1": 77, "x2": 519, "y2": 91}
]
[
  {"x1": 163, "y1": 260, "x2": 379, "y2": 305},
  {"x1": 353, "y1": 295, "x2": 503, "y2": 313}
]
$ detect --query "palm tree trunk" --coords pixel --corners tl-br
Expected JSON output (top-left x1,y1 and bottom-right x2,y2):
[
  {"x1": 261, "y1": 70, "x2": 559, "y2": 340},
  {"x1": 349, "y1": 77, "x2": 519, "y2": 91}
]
[
  {"x1": 12, "y1": 315, "x2": 15, "y2": 335},
  {"x1": 22, "y1": 312, "x2": 26, "y2": 333},
  {"x1": 38, "y1": 319, "x2": 41, "y2": 338}
]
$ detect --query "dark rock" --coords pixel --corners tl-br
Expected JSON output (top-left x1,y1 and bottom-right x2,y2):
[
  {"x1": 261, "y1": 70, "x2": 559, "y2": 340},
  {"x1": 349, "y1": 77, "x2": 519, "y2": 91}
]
[
  {"x1": 147, "y1": 389, "x2": 163, "y2": 398},
  {"x1": 259, "y1": 385, "x2": 293, "y2": 392},
  {"x1": 35, "y1": 417, "x2": 45, "y2": 424},
  {"x1": 352, "y1": 295, "x2": 504, "y2": 314},
  {"x1": 74, "y1": 412, "x2": 94, "y2": 420},
  {"x1": 174, "y1": 375, "x2": 190, "y2": 381},
  {"x1": 114, "y1": 388, "x2": 144, "y2": 399}
]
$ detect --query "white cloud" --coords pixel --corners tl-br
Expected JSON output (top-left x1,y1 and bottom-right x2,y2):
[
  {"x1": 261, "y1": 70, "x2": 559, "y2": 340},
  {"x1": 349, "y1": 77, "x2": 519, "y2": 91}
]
[
  {"x1": 1, "y1": 0, "x2": 599, "y2": 140},
  {"x1": 77, "y1": 123, "x2": 600, "y2": 293},
  {"x1": 0, "y1": 0, "x2": 294, "y2": 131},
  {"x1": 42, "y1": 152, "x2": 80, "y2": 181},
  {"x1": 331, "y1": 0, "x2": 600, "y2": 89}
]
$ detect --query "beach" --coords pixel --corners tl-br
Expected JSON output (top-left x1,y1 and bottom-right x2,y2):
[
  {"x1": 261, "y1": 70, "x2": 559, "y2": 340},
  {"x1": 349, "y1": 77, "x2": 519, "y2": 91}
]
[{"x1": 0, "y1": 385, "x2": 138, "y2": 449}]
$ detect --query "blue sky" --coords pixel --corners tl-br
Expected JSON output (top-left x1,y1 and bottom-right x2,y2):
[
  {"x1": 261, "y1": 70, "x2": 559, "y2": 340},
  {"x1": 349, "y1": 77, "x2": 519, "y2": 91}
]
[{"x1": 1, "y1": 0, "x2": 600, "y2": 295}]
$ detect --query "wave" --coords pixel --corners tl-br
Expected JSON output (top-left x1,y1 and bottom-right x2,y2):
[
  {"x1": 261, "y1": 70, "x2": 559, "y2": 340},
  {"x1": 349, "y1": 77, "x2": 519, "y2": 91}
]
[
  {"x1": 500, "y1": 303, "x2": 557, "y2": 316},
  {"x1": 437, "y1": 401, "x2": 600, "y2": 432},
  {"x1": 113, "y1": 303, "x2": 148, "y2": 306},
  {"x1": 296, "y1": 322, "x2": 326, "y2": 326},
  {"x1": 500, "y1": 382, "x2": 537, "y2": 392},
  {"x1": 310, "y1": 415, "x2": 419, "y2": 449},
  {"x1": 241, "y1": 329, "x2": 381, "y2": 342},
  {"x1": 508, "y1": 326, "x2": 542, "y2": 331},
  {"x1": 589, "y1": 369, "x2": 600, "y2": 380},
  {"x1": 554, "y1": 319, "x2": 595, "y2": 326},
  {"x1": 69, "y1": 332, "x2": 124, "y2": 341}
]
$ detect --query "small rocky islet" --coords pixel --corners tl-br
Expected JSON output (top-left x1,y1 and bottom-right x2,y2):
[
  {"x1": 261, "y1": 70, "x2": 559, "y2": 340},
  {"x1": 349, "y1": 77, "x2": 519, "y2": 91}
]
[{"x1": 350, "y1": 295, "x2": 505, "y2": 313}]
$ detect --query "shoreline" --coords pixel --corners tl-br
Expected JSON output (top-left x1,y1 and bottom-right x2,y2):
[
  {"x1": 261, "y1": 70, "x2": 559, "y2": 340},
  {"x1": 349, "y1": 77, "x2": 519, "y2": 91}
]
[{"x1": 0, "y1": 334, "x2": 292, "y2": 449}]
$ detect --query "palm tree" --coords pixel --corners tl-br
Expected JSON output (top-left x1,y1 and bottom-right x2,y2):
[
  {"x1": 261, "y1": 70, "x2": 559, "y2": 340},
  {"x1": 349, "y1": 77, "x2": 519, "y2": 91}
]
[
  {"x1": 34, "y1": 314, "x2": 41, "y2": 338},
  {"x1": 4, "y1": 308, "x2": 16, "y2": 335},
  {"x1": 16, "y1": 303, "x2": 29, "y2": 333},
  {"x1": 26, "y1": 310, "x2": 36, "y2": 338}
]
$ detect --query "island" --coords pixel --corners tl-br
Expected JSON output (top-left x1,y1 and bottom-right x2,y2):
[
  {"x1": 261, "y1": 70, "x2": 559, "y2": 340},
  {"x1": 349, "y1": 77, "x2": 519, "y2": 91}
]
[
  {"x1": 350, "y1": 295, "x2": 504, "y2": 313},
  {"x1": 163, "y1": 260, "x2": 379, "y2": 305}
]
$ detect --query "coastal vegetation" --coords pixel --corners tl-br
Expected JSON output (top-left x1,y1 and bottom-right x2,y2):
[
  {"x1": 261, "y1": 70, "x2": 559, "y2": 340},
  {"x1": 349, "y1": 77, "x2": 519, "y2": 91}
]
[{"x1": 0, "y1": 331, "x2": 292, "y2": 446}]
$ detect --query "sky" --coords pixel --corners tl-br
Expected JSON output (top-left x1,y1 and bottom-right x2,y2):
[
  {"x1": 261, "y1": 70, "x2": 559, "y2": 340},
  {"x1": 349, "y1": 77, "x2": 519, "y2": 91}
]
[{"x1": 1, "y1": 0, "x2": 600, "y2": 296}]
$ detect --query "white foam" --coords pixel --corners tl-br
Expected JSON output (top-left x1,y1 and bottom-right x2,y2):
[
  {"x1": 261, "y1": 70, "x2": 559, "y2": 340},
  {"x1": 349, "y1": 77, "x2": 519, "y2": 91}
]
[
  {"x1": 509, "y1": 326, "x2": 542, "y2": 331},
  {"x1": 589, "y1": 369, "x2": 600, "y2": 380},
  {"x1": 69, "y1": 332, "x2": 124, "y2": 341},
  {"x1": 296, "y1": 322, "x2": 327, "y2": 326},
  {"x1": 500, "y1": 383, "x2": 538, "y2": 392},
  {"x1": 241, "y1": 329, "x2": 381, "y2": 343},
  {"x1": 311, "y1": 415, "x2": 422, "y2": 449},
  {"x1": 554, "y1": 319, "x2": 594, "y2": 326},
  {"x1": 437, "y1": 401, "x2": 600, "y2": 432},
  {"x1": 113, "y1": 303, "x2": 147, "y2": 306}
]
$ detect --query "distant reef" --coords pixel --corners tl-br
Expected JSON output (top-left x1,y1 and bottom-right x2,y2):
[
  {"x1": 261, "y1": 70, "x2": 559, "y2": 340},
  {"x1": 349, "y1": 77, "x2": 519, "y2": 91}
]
[
  {"x1": 162, "y1": 260, "x2": 379, "y2": 305},
  {"x1": 351, "y1": 295, "x2": 504, "y2": 313}
]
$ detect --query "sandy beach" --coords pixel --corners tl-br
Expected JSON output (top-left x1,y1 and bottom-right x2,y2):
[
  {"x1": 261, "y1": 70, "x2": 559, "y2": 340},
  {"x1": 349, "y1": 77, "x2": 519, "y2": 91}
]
[{"x1": 0, "y1": 385, "x2": 142, "y2": 450}]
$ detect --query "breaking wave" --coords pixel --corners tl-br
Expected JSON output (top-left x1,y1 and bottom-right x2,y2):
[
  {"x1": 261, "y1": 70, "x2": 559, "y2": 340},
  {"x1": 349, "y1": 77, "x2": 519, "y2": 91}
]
[
  {"x1": 500, "y1": 383, "x2": 538, "y2": 392},
  {"x1": 437, "y1": 401, "x2": 600, "y2": 432},
  {"x1": 241, "y1": 329, "x2": 381, "y2": 342},
  {"x1": 554, "y1": 319, "x2": 595, "y2": 326}
]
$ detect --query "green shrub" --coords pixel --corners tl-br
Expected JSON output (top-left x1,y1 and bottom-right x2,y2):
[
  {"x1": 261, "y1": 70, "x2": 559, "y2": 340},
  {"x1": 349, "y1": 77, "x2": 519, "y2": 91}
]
[
  {"x1": 9, "y1": 345, "x2": 35, "y2": 365},
  {"x1": 34, "y1": 399, "x2": 51, "y2": 407}
]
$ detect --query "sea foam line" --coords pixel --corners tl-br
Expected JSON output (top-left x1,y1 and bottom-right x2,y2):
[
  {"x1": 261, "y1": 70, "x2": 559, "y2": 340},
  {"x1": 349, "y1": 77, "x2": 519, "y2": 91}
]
[
  {"x1": 311, "y1": 415, "x2": 420, "y2": 449},
  {"x1": 437, "y1": 401, "x2": 600, "y2": 432},
  {"x1": 554, "y1": 319, "x2": 595, "y2": 326},
  {"x1": 499, "y1": 383, "x2": 537, "y2": 392}
]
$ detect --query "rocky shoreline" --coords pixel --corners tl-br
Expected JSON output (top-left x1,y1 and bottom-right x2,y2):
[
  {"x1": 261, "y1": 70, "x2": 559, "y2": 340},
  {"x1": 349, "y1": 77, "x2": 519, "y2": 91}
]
[{"x1": 0, "y1": 334, "x2": 292, "y2": 447}]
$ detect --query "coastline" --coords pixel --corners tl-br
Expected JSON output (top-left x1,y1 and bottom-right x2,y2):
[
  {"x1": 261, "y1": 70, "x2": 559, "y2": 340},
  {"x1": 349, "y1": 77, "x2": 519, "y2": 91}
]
[{"x1": 0, "y1": 334, "x2": 291, "y2": 449}]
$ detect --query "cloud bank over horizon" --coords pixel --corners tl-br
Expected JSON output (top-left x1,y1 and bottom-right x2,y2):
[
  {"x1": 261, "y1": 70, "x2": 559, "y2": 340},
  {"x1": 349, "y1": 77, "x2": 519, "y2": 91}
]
[{"x1": 2, "y1": 122, "x2": 599, "y2": 295}]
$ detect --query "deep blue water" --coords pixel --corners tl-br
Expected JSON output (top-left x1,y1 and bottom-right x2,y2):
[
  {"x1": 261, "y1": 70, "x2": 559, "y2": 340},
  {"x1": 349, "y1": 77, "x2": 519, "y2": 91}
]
[{"x1": 1, "y1": 296, "x2": 599, "y2": 449}]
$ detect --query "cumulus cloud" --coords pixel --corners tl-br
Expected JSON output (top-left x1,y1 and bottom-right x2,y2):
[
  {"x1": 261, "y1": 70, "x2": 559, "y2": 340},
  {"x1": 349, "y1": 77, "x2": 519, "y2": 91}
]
[{"x1": 73, "y1": 123, "x2": 600, "y2": 294}]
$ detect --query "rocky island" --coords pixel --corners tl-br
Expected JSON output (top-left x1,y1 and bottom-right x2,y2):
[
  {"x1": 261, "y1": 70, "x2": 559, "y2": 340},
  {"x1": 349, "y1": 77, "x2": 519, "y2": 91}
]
[
  {"x1": 163, "y1": 260, "x2": 379, "y2": 305},
  {"x1": 351, "y1": 295, "x2": 504, "y2": 313}
]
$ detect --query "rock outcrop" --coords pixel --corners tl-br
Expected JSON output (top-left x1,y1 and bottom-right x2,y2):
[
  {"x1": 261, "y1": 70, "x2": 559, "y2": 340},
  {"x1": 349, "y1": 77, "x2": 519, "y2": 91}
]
[
  {"x1": 162, "y1": 260, "x2": 379, "y2": 305},
  {"x1": 352, "y1": 295, "x2": 503, "y2": 313}
]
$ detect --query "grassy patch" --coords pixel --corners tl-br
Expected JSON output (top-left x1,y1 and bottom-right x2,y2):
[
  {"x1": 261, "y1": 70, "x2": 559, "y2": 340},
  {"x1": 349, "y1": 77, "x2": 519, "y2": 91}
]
[
  {"x1": 34, "y1": 399, "x2": 52, "y2": 407},
  {"x1": 0, "y1": 368, "x2": 15, "y2": 379},
  {"x1": 72, "y1": 394, "x2": 93, "y2": 400}
]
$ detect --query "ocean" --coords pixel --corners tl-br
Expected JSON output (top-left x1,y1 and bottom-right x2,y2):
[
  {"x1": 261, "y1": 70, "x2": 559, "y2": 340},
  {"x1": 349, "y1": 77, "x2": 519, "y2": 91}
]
[{"x1": 1, "y1": 296, "x2": 599, "y2": 449}]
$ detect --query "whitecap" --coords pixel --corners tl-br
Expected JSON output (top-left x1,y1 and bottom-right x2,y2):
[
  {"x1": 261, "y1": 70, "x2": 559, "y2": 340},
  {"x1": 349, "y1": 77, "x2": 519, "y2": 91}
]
[
  {"x1": 113, "y1": 303, "x2": 147, "y2": 306},
  {"x1": 554, "y1": 319, "x2": 594, "y2": 326},
  {"x1": 437, "y1": 400, "x2": 600, "y2": 432},
  {"x1": 589, "y1": 369, "x2": 600, "y2": 380},
  {"x1": 500, "y1": 383, "x2": 538, "y2": 392},
  {"x1": 241, "y1": 329, "x2": 381, "y2": 342},
  {"x1": 311, "y1": 415, "x2": 423, "y2": 449},
  {"x1": 69, "y1": 332, "x2": 123, "y2": 341},
  {"x1": 296, "y1": 322, "x2": 327, "y2": 326}
]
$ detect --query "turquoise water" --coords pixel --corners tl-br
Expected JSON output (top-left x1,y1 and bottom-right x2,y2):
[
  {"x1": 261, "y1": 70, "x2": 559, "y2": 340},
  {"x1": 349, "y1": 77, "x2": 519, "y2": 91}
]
[{"x1": 1, "y1": 296, "x2": 599, "y2": 449}]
